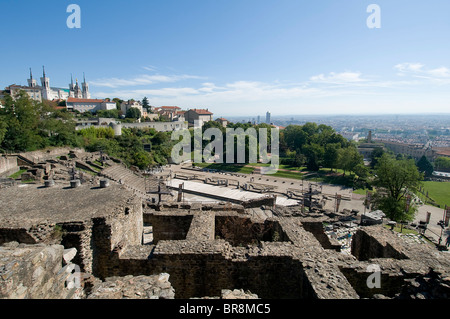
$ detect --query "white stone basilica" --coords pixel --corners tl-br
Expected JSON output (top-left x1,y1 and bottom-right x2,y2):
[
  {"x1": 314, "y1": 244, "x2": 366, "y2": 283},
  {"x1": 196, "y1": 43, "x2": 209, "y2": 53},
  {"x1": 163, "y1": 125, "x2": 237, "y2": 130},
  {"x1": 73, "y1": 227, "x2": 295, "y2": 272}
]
[{"x1": 16, "y1": 66, "x2": 91, "y2": 101}]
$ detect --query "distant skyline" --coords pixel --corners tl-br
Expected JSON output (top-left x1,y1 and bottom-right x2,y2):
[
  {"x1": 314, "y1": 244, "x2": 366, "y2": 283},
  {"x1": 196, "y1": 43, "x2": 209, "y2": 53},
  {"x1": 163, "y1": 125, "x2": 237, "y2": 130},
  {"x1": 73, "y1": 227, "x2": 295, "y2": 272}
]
[{"x1": 1, "y1": 0, "x2": 450, "y2": 116}]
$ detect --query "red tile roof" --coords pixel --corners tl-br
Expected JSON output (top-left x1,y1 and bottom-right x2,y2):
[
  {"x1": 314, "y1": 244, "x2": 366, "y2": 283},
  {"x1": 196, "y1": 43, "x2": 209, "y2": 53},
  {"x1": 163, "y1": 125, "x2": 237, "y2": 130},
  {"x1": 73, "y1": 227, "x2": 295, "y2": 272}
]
[
  {"x1": 435, "y1": 148, "x2": 450, "y2": 157},
  {"x1": 161, "y1": 106, "x2": 181, "y2": 110},
  {"x1": 189, "y1": 108, "x2": 213, "y2": 115}
]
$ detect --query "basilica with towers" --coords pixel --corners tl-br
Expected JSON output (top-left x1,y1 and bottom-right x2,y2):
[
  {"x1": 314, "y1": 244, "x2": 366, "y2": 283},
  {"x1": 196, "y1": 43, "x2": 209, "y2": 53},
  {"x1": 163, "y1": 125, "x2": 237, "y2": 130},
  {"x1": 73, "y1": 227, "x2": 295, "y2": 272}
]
[{"x1": 5, "y1": 67, "x2": 91, "y2": 102}]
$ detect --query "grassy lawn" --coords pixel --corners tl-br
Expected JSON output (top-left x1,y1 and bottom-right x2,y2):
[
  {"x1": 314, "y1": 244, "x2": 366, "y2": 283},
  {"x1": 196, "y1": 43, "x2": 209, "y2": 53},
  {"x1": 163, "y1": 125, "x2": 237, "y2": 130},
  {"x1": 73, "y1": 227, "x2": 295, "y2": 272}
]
[
  {"x1": 193, "y1": 162, "x2": 255, "y2": 174},
  {"x1": 8, "y1": 169, "x2": 27, "y2": 179},
  {"x1": 418, "y1": 181, "x2": 450, "y2": 208},
  {"x1": 268, "y1": 170, "x2": 305, "y2": 180},
  {"x1": 353, "y1": 188, "x2": 370, "y2": 195},
  {"x1": 383, "y1": 224, "x2": 418, "y2": 235}
]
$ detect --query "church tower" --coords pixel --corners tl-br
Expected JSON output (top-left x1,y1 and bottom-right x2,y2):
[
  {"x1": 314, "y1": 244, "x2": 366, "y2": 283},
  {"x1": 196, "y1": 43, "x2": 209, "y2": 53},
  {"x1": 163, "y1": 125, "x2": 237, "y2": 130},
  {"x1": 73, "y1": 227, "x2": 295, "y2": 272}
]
[
  {"x1": 82, "y1": 73, "x2": 90, "y2": 99},
  {"x1": 40, "y1": 66, "x2": 51, "y2": 100},
  {"x1": 27, "y1": 68, "x2": 37, "y2": 87},
  {"x1": 74, "y1": 78, "x2": 83, "y2": 98},
  {"x1": 69, "y1": 74, "x2": 75, "y2": 97}
]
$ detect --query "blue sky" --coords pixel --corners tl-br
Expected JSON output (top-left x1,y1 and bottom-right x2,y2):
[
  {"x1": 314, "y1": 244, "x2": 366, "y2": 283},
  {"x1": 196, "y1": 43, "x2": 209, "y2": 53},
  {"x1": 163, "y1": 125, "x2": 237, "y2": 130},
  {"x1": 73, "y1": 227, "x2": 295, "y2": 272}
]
[{"x1": 1, "y1": 0, "x2": 450, "y2": 116}]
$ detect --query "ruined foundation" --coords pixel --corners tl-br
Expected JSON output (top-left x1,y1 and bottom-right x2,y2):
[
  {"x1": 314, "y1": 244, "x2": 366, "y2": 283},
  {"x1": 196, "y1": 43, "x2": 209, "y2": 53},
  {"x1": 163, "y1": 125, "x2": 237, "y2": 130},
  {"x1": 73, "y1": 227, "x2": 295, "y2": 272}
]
[{"x1": 1, "y1": 179, "x2": 449, "y2": 299}]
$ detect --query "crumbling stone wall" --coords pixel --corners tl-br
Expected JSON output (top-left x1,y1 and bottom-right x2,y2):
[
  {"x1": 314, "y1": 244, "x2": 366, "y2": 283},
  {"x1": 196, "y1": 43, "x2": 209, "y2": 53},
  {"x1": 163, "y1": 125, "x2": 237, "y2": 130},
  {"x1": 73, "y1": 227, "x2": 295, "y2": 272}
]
[
  {"x1": 302, "y1": 221, "x2": 341, "y2": 251},
  {"x1": 0, "y1": 242, "x2": 83, "y2": 299},
  {"x1": 87, "y1": 274, "x2": 175, "y2": 299},
  {"x1": 214, "y1": 215, "x2": 288, "y2": 246},
  {"x1": 351, "y1": 227, "x2": 408, "y2": 261},
  {"x1": 144, "y1": 214, "x2": 193, "y2": 244}
]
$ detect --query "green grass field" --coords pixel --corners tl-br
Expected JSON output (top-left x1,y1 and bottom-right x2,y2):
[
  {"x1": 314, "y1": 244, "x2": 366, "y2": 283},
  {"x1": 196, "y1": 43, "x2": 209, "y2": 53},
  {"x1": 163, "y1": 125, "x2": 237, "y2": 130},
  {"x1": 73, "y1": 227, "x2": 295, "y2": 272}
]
[{"x1": 419, "y1": 181, "x2": 450, "y2": 208}]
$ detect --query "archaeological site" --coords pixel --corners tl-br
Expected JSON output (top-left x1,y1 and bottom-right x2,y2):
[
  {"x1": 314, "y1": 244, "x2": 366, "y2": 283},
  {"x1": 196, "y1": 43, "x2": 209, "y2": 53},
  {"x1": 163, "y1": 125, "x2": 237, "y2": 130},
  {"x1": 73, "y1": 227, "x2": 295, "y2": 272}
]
[{"x1": 1, "y1": 148, "x2": 450, "y2": 300}]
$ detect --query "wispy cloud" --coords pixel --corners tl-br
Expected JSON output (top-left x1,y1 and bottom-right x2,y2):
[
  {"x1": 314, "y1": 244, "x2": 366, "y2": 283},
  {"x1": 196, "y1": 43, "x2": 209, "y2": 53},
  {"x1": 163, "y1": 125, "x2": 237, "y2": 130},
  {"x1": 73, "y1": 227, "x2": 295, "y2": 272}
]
[
  {"x1": 394, "y1": 62, "x2": 450, "y2": 83},
  {"x1": 142, "y1": 65, "x2": 158, "y2": 72},
  {"x1": 90, "y1": 74, "x2": 206, "y2": 88}
]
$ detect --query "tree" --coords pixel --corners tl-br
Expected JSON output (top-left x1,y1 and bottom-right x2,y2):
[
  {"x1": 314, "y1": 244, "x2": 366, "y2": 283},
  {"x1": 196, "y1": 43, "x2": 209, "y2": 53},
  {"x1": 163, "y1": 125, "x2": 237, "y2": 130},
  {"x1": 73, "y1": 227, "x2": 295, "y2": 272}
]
[
  {"x1": 125, "y1": 107, "x2": 141, "y2": 119},
  {"x1": 113, "y1": 98, "x2": 123, "y2": 110},
  {"x1": 416, "y1": 155, "x2": 434, "y2": 178},
  {"x1": 372, "y1": 154, "x2": 423, "y2": 222},
  {"x1": 0, "y1": 117, "x2": 6, "y2": 147},
  {"x1": 0, "y1": 91, "x2": 44, "y2": 151},
  {"x1": 370, "y1": 147, "x2": 384, "y2": 169},
  {"x1": 142, "y1": 97, "x2": 150, "y2": 110},
  {"x1": 323, "y1": 143, "x2": 340, "y2": 171},
  {"x1": 303, "y1": 143, "x2": 324, "y2": 171},
  {"x1": 338, "y1": 147, "x2": 363, "y2": 176},
  {"x1": 435, "y1": 157, "x2": 450, "y2": 170}
]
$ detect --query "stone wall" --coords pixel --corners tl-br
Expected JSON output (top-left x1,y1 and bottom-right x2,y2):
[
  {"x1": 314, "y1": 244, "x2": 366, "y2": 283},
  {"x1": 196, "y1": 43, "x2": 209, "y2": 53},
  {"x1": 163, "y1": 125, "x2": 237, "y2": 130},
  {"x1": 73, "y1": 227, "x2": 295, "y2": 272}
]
[
  {"x1": 117, "y1": 240, "x2": 314, "y2": 299},
  {"x1": 87, "y1": 274, "x2": 175, "y2": 299},
  {"x1": 214, "y1": 215, "x2": 288, "y2": 246},
  {"x1": 302, "y1": 221, "x2": 341, "y2": 251},
  {"x1": 0, "y1": 228, "x2": 37, "y2": 245},
  {"x1": 144, "y1": 213, "x2": 193, "y2": 244},
  {"x1": 0, "y1": 156, "x2": 18, "y2": 177},
  {"x1": 0, "y1": 242, "x2": 83, "y2": 299},
  {"x1": 241, "y1": 196, "x2": 276, "y2": 209},
  {"x1": 351, "y1": 227, "x2": 408, "y2": 261}
]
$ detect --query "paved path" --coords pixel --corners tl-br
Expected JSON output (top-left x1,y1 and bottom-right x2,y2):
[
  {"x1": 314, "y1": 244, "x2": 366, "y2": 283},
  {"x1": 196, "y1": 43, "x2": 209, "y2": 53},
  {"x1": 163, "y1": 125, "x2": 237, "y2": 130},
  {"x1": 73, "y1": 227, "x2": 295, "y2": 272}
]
[{"x1": 415, "y1": 204, "x2": 449, "y2": 243}]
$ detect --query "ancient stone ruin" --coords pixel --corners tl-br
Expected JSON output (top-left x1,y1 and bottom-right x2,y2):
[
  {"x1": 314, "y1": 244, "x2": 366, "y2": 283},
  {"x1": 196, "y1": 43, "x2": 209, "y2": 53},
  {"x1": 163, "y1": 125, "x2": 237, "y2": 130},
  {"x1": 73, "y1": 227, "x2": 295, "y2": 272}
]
[{"x1": 1, "y1": 150, "x2": 449, "y2": 299}]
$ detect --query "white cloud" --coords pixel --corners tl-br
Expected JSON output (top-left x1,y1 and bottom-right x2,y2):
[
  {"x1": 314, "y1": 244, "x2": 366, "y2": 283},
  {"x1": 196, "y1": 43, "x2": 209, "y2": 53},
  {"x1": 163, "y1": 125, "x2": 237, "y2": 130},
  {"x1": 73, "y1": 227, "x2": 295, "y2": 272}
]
[
  {"x1": 427, "y1": 66, "x2": 450, "y2": 78},
  {"x1": 394, "y1": 62, "x2": 425, "y2": 74},
  {"x1": 309, "y1": 71, "x2": 366, "y2": 84}
]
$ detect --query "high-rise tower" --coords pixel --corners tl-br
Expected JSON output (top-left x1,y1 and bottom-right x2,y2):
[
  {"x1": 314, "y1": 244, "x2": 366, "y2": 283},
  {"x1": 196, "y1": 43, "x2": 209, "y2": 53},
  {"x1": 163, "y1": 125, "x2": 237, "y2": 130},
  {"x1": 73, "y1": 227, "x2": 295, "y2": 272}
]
[{"x1": 266, "y1": 111, "x2": 271, "y2": 124}]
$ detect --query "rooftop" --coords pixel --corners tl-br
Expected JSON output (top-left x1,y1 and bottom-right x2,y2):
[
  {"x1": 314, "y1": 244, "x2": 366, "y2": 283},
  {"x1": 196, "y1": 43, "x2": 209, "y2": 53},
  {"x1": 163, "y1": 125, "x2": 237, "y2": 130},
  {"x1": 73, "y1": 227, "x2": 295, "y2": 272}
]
[{"x1": 188, "y1": 108, "x2": 213, "y2": 115}]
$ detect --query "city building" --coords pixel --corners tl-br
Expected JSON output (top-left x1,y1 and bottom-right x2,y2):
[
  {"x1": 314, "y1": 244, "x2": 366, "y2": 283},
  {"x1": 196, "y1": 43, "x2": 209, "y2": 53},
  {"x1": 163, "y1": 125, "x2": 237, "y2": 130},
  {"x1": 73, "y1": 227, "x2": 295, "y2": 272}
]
[
  {"x1": 174, "y1": 111, "x2": 186, "y2": 122},
  {"x1": 185, "y1": 108, "x2": 213, "y2": 126},
  {"x1": 66, "y1": 98, "x2": 116, "y2": 113},
  {"x1": 434, "y1": 147, "x2": 450, "y2": 158},
  {"x1": 153, "y1": 106, "x2": 182, "y2": 121},
  {"x1": 120, "y1": 100, "x2": 144, "y2": 116},
  {"x1": 215, "y1": 117, "x2": 228, "y2": 127},
  {"x1": 266, "y1": 111, "x2": 271, "y2": 124},
  {"x1": 380, "y1": 140, "x2": 437, "y2": 161},
  {"x1": 340, "y1": 132, "x2": 360, "y2": 142}
]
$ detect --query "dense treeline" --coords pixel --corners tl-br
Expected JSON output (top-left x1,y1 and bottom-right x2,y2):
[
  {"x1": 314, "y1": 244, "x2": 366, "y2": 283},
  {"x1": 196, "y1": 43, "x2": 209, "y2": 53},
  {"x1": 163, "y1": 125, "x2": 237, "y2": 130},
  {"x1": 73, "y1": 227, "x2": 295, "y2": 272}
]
[{"x1": 281, "y1": 123, "x2": 366, "y2": 177}]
